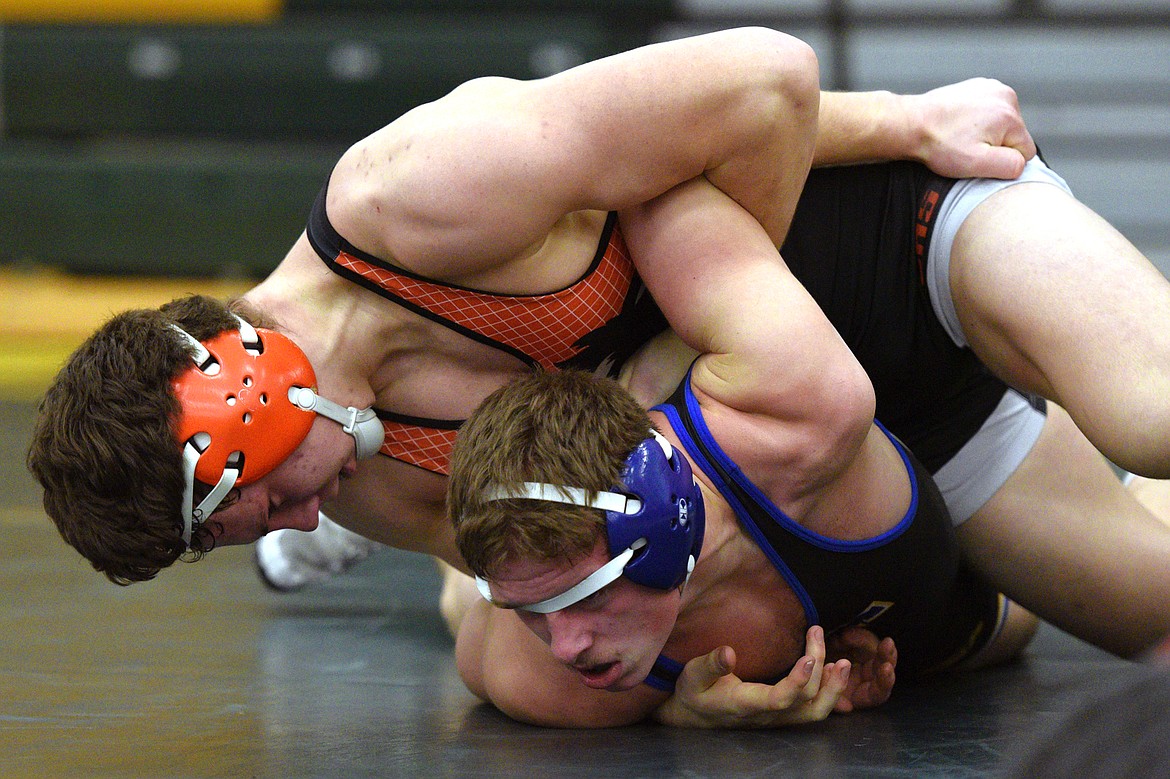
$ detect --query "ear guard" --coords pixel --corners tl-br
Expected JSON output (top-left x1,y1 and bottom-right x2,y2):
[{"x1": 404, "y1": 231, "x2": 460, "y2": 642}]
[
  {"x1": 607, "y1": 430, "x2": 705, "y2": 590},
  {"x1": 479, "y1": 430, "x2": 705, "y2": 610},
  {"x1": 170, "y1": 316, "x2": 384, "y2": 546}
]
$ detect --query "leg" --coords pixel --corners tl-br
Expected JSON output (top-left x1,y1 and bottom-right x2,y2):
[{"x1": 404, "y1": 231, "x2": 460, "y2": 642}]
[
  {"x1": 950, "y1": 180, "x2": 1170, "y2": 477},
  {"x1": 960, "y1": 600, "x2": 1039, "y2": 671},
  {"x1": 1126, "y1": 474, "x2": 1170, "y2": 529},
  {"x1": 956, "y1": 403, "x2": 1170, "y2": 657}
]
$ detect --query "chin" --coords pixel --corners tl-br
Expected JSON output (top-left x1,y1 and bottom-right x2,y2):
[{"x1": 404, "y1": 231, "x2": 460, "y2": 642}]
[{"x1": 609, "y1": 666, "x2": 652, "y2": 693}]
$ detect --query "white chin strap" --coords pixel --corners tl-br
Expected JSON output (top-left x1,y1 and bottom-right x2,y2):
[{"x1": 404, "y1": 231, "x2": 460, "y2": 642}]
[
  {"x1": 180, "y1": 433, "x2": 237, "y2": 547},
  {"x1": 473, "y1": 431, "x2": 682, "y2": 613},
  {"x1": 476, "y1": 539, "x2": 647, "y2": 614},
  {"x1": 287, "y1": 386, "x2": 384, "y2": 460}
]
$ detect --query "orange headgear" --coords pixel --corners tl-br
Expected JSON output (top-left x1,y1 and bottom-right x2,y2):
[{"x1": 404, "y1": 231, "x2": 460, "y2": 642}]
[{"x1": 170, "y1": 316, "x2": 383, "y2": 546}]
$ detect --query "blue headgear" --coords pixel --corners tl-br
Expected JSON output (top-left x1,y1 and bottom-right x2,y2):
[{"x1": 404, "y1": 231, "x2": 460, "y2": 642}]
[
  {"x1": 605, "y1": 430, "x2": 705, "y2": 590},
  {"x1": 478, "y1": 430, "x2": 705, "y2": 610}
]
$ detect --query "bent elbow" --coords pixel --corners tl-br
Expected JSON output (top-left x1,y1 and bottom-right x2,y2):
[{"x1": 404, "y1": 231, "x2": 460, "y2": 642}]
[
  {"x1": 814, "y1": 359, "x2": 878, "y2": 467},
  {"x1": 735, "y1": 27, "x2": 820, "y2": 123}
]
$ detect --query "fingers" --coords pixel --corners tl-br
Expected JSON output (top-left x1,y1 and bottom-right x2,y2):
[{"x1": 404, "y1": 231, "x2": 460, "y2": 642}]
[
  {"x1": 837, "y1": 656, "x2": 896, "y2": 713},
  {"x1": 827, "y1": 629, "x2": 898, "y2": 713},
  {"x1": 797, "y1": 625, "x2": 827, "y2": 699},
  {"x1": 828, "y1": 625, "x2": 878, "y2": 659},
  {"x1": 654, "y1": 627, "x2": 876, "y2": 728},
  {"x1": 675, "y1": 645, "x2": 737, "y2": 695},
  {"x1": 1000, "y1": 92, "x2": 1038, "y2": 161},
  {"x1": 978, "y1": 146, "x2": 1029, "y2": 181},
  {"x1": 804, "y1": 659, "x2": 852, "y2": 720},
  {"x1": 764, "y1": 654, "x2": 850, "y2": 723},
  {"x1": 910, "y1": 76, "x2": 1038, "y2": 180},
  {"x1": 768, "y1": 626, "x2": 838, "y2": 712}
]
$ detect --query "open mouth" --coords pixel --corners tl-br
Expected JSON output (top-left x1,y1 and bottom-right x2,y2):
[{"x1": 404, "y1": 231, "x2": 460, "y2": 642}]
[{"x1": 576, "y1": 661, "x2": 623, "y2": 689}]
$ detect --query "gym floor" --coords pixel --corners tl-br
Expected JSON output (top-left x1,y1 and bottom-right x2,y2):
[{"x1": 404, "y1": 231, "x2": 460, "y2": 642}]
[{"x1": 0, "y1": 273, "x2": 1164, "y2": 778}]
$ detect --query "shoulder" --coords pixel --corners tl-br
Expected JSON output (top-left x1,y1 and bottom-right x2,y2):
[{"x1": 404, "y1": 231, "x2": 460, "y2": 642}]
[{"x1": 323, "y1": 76, "x2": 570, "y2": 274}]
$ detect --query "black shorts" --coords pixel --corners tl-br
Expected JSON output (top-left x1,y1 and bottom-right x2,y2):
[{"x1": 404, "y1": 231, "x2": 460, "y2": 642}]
[{"x1": 780, "y1": 162, "x2": 1010, "y2": 473}]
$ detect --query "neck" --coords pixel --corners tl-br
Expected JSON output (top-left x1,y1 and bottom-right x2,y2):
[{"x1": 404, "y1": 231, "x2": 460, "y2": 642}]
[
  {"x1": 242, "y1": 247, "x2": 388, "y2": 410},
  {"x1": 646, "y1": 417, "x2": 816, "y2": 679}
]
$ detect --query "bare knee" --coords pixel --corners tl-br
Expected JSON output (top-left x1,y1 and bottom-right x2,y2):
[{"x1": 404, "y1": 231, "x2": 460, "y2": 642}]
[{"x1": 1093, "y1": 403, "x2": 1170, "y2": 479}]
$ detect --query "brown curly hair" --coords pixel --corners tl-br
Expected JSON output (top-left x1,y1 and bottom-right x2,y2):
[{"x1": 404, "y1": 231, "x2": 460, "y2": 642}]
[
  {"x1": 26, "y1": 294, "x2": 257, "y2": 584},
  {"x1": 448, "y1": 369, "x2": 652, "y2": 579}
]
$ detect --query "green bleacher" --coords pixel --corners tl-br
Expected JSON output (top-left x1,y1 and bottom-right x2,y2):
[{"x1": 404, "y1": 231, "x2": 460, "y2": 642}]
[{"x1": 0, "y1": 5, "x2": 665, "y2": 277}]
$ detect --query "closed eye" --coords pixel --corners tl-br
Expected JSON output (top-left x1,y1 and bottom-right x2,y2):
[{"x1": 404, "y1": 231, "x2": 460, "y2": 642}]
[{"x1": 571, "y1": 581, "x2": 616, "y2": 610}]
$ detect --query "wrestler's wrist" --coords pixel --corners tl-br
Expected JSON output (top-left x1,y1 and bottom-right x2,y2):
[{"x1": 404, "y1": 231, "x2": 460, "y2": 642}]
[
  {"x1": 867, "y1": 89, "x2": 922, "y2": 163},
  {"x1": 892, "y1": 90, "x2": 934, "y2": 165}
]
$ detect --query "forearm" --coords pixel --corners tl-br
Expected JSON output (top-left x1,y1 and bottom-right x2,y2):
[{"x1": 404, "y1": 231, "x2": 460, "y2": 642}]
[
  {"x1": 621, "y1": 178, "x2": 869, "y2": 425},
  {"x1": 815, "y1": 90, "x2": 916, "y2": 167},
  {"x1": 622, "y1": 177, "x2": 875, "y2": 504}
]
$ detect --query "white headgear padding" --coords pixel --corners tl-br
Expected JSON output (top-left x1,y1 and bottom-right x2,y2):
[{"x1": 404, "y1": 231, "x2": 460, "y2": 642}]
[{"x1": 288, "y1": 386, "x2": 384, "y2": 461}]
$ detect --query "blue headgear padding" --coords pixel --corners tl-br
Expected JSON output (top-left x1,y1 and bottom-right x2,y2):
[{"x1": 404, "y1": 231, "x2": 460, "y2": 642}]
[{"x1": 607, "y1": 435, "x2": 705, "y2": 591}]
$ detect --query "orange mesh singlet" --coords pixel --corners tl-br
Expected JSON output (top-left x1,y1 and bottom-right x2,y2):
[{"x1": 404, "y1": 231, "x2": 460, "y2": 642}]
[
  {"x1": 307, "y1": 183, "x2": 665, "y2": 475},
  {"x1": 377, "y1": 415, "x2": 461, "y2": 477},
  {"x1": 334, "y1": 221, "x2": 632, "y2": 372}
]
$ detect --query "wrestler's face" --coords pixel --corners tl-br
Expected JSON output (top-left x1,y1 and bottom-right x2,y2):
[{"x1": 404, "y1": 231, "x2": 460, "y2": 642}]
[
  {"x1": 207, "y1": 418, "x2": 359, "y2": 546},
  {"x1": 486, "y1": 538, "x2": 682, "y2": 692}
]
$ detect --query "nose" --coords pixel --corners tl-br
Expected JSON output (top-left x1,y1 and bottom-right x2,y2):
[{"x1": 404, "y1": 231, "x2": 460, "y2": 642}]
[
  {"x1": 269, "y1": 498, "x2": 321, "y2": 533},
  {"x1": 543, "y1": 611, "x2": 593, "y2": 665}
]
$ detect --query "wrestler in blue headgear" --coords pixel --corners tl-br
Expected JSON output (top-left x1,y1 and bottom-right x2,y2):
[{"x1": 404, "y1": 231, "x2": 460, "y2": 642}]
[{"x1": 477, "y1": 430, "x2": 705, "y2": 612}]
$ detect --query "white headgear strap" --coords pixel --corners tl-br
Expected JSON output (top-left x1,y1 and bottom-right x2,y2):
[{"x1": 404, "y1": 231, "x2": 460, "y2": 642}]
[
  {"x1": 474, "y1": 431, "x2": 681, "y2": 613},
  {"x1": 171, "y1": 323, "x2": 238, "y2": 548},
  {"x1": 172, "y1": 316, "x2": 384, "y2": 549},
  {"x1": 475, "y1": 539, "x2": 648, "y2": 614},
  {"x1": 287, "y1": 386, "x2": 383, "y2": 460},
  {"x1": 180, "y1": 434, "x2": 237, "y2": 547}
]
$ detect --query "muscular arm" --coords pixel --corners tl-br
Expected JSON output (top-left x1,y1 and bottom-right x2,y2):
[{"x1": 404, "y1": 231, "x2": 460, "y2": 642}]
[
  {"x1": 329, "y1": 26, "x2": 819, "y2": 268},
  {"x1": 330, "y1": 26, "x2": 1036, "y2": 285},
  {"x1": 622, "y1": 176, "x2": 876, "y2": 511},
  {"x1": 327, "y1": 456, "x2": 465, "y2": 569}
]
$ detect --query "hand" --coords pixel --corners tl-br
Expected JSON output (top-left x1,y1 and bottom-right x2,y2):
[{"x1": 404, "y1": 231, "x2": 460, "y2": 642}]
[
  {"x1": 826, "y1": 626, "x2": 897, "y2": 713},
  {"x1": 907, "y1": 77, "x2": 1037, "y2": 180},
  {"x1": 651, "y1": 626, "x2": 852, "y2": 729}
]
